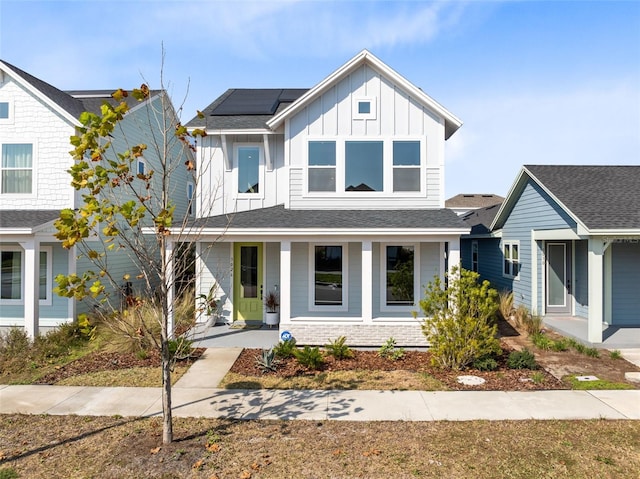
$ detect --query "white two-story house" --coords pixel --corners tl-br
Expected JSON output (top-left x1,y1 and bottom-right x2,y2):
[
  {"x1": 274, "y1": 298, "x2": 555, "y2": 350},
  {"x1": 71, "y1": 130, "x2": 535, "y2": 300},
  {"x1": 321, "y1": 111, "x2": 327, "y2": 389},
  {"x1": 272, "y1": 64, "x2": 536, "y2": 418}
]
[
  {"x1": 0, "y1": 60, "x2": 193, "y2": 338},
  {"x1": 184, "y1": 50, "x2": 468, "y2": 346}
]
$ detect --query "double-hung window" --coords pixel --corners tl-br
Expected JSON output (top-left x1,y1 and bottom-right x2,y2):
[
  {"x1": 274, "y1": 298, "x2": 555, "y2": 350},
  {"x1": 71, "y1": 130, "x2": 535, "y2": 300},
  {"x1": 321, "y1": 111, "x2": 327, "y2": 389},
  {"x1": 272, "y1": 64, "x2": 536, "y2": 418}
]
[
  {"x1": 308, "y1": 141, "x2": 336, "y2": 192},
  {"x1": 503, "y1": 241, "x2": 519, "y2": 278},
  {"x1": 310, "y1": 244, "x2": 347, "y2": 311},
  {"x1": 382, "y1": 244, "x2": 417, "y2": 309},
  {"x1": 1, "y1": 143, "x2": 33, "y2": 194},
  {"x1": 392, "y1": 141, "x2": 420, "y2": 192}
]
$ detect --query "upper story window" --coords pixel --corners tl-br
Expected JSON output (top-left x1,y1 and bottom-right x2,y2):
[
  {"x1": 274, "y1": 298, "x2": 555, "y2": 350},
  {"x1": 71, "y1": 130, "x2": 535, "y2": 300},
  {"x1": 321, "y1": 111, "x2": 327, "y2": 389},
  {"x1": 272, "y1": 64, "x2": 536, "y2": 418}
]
[
  {"x1": 392, "y1": 141, "x2": 420, "y2": 192},
  {"x1": 0, "y1": 102, "x2": 9, "y2": 119},
  {"x1": 306, "y1": 139, "x2": 423, "y2": 195},
  {"x1": 235, "y1": 145, "x2": 262, "y2": 195},
  {"x1": 308, "y1": 141, "x2": 336, "y2": 192},
  {"x1": 187, "y1": 182, "x2": 194, "y2": 216},
  {"x1": 503, "y1": 241, "x2": 519, "y2": 279},
  {"x1": 1, "y1": 143, "x2": 33, "y2": 194},
  {"x1": 353, "y1": 97, "x2": 377, "y2": 120}
]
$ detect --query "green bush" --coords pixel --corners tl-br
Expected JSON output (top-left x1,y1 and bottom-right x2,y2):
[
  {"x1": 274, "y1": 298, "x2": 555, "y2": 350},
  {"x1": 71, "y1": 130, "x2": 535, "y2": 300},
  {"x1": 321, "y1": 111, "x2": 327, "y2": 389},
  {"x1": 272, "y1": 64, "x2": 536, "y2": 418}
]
[
  {"x1": 294, "y1": 345, "x2": 325, "y2": 370},
  {"x1": 472, "y1": 355, "x2": 499, "y2": 371},
  {"x1": 378, "y1": 337, "x2": 405, "y2": 361},
  {"x1": 417, "y1": 267, "x2": 501, "y2": 370},
  {"x1": 507, "y1": 349, "x2": 538, "y2": 370},
  {"x1": 273, "y1": 338, "x2": 297, "y2": 359},
  {"x1": 255, "y1": 348, "x2": 279, "y2": 373},
  {"x1": 325, "y1": 336, "x2": 353, "y2": 360}
]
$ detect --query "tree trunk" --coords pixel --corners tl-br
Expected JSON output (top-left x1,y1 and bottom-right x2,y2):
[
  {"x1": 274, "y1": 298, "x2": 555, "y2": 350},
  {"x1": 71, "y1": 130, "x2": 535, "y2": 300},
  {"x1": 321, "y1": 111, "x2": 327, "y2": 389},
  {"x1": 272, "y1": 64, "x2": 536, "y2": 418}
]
[{"x1": 161, "y1": 336, "x2": 173, "y2": 444}]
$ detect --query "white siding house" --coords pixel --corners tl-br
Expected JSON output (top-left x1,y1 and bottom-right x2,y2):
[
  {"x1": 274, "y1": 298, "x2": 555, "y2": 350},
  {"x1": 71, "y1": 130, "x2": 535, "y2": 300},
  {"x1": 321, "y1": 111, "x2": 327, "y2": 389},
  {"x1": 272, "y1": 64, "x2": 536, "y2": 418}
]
[
  {"x1": 0, "y1": 60, "x2": 192, "y2": 338},
  {"x1": 183, "y1": 50, "x2": 468, "y2": 346}
]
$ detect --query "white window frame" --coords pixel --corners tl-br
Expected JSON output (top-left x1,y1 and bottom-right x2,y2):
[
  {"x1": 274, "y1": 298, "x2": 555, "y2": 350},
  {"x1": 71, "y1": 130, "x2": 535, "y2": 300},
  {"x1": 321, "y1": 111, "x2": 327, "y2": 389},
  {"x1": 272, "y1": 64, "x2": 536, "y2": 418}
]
[
  {"x1": 0, "y1": 100, "x2": 13, "y2": 124},
  {"x1": 307, "y1": 140, "x2": 337, "y2": 193},
  {"x1": 305, "y1": 137, "x2": 425, "y2": 196},
  {"x1": 187, "y1": 181, "x2": 195, "y2": 216},
  {"x1": 39, "y1": 246, "x2": 53, "y2": 305},
  {"x1": 353, "y1": 96, "x2": 377, "y2": 120},
  {"x1": 308, "y1": 243, "x2": 348, "y2": 312},
  {"x1": 233, "y1": 143, "x2": 264, "y2": 199},
  {"x1": 1, "y1": 141, "x2": 36, "y2": 197},
  {"x1": 503, "y1": 240, "x2": 520, "y2": 279},
  {"x1": 392, "y1": 140, "x2": 421, "y2": 192},
  {"x1": 471, "y1": 240, "x2": 479, "y2": 273},
  {"x1": 380, "y1": 242, "x2": 420, "y2": 312}
]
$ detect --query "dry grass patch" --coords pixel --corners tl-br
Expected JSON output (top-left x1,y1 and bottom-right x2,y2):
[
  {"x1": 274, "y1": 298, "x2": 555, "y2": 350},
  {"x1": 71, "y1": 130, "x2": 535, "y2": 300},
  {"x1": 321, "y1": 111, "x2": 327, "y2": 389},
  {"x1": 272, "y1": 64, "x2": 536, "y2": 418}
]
[
  {"x1": 54, "y1": 365, "x2": 190, "y2": 387},
  {"x1": 220, "y1": 369, "x2": 447, "y2": 390},
  {"x1": 1, "y1": 415, "x2": 639, "y2": 478}
]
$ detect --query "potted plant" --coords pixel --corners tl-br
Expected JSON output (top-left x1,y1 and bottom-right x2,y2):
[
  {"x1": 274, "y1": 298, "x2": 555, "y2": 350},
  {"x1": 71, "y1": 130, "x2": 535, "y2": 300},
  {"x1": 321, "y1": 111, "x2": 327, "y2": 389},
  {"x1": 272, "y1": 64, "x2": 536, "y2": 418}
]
[
  {"x1": 197, "y1": 283, "x2": 219, "y2": 325},
  {"x1": 264, "y1": 290, "x2": 280, "y2": 327}
]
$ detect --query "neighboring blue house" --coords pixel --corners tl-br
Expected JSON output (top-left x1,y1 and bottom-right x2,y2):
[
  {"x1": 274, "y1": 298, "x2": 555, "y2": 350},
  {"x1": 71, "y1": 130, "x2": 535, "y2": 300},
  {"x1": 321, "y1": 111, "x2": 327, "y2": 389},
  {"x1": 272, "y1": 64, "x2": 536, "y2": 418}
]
[
  {"x1": 0, "y1": 60, "x2": 193, "y2": 338},
  {"x1": 463, "y1": 165, "x2": 640, "y2": 344}
]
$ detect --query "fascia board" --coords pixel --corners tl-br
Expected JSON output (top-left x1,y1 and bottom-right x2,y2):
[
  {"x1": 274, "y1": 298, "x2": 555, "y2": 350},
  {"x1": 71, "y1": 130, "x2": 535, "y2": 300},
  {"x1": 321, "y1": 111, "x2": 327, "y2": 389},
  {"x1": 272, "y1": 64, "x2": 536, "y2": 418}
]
[
  {"x1": 159, "y1": 227, "x2": 470, "y2": 238},
  {"x1": 0, "y1": 61, "x2": 81, "y2": 127},
  {"x1": 266, "y1": 50, "x2": 462, "y2": 137},
  {"x1": 589, "y1": 229, "x2": 640, "y2": 237},
  {"x1": 199, "y1": 129, "x2": 274, "y2": 135}
]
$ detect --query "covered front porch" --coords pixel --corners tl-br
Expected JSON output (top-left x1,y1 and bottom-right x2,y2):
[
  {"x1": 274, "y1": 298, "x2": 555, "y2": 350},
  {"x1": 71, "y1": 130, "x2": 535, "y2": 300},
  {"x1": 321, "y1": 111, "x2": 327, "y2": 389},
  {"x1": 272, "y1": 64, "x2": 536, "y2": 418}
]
[{"x1": 544, "y1": 316, "x2": 640, "y2": 350}]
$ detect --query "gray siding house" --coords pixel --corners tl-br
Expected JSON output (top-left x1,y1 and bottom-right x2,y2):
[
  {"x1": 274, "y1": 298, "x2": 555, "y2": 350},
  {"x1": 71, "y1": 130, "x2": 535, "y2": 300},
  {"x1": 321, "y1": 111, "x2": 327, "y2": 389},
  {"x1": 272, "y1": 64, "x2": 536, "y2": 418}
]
[{"x1": 473, "y1": 165, "x2": 640, "y2": 343}]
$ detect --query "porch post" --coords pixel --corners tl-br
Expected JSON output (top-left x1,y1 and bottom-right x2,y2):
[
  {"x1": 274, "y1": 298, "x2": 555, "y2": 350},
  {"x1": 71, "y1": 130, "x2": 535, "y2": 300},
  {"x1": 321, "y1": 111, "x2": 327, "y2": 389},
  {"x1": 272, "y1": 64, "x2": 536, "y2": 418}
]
[
  {"x1": 280, "y1": 240, "x2": 291, "y2": 324},
  {"x1": 20, "y1": 239, "x2": 40, "y2": 339},
  {"x1": 587, "y1": 237, "x2": 605, "y2": 343},
  {"x1": 166, "y1": 239, "x2": 175, "y2": 339},
  {"x1": 361, "y1": 240, "x2": 372, "y2": 322}
]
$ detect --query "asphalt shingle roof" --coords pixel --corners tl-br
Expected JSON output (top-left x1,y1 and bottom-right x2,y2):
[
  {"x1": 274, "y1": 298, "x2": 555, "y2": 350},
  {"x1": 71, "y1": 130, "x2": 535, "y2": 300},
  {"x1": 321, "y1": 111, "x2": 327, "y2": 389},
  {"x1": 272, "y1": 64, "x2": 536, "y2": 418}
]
[
  {"x1": 192, "y1": 205, "x2": 467, "y2": 230},
  {"x1": 525, "y1": 165, "x2": 640, "y2": 230},
  {"x1": 461, "y1": 203, "x2": 502, "y2": 235},
  {"x1": 186, "y1": 89, "x2": 308, "y2": 130},
  {"x1": 446, "y1": 193, "x2": 504, "y2": 209},
  {"x1": 0, "y1": 210, "x2": 61, "y2": 229}
]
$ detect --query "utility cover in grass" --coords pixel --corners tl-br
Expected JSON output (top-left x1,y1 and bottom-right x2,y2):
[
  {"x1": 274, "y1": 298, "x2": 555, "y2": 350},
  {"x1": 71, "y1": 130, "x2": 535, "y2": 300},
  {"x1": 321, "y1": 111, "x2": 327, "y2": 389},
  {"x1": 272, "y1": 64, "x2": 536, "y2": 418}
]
[
  {"x1": 575, "y1": 375, "x2": 599, "y2": 382},
  {"x1": 457, "y1": 375, "x2": 486, "y2": 386}
]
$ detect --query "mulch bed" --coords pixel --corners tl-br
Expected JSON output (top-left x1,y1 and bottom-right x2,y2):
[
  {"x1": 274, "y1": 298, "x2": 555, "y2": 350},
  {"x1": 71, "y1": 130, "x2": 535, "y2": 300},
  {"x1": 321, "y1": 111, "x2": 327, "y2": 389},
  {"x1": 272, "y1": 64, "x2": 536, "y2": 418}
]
[
  {"x1": 230, "y1": 343, "x2": 567, "y2": 391},
  {"x1": 35, "y1": 348, "x2": 204, "y2": 385}
]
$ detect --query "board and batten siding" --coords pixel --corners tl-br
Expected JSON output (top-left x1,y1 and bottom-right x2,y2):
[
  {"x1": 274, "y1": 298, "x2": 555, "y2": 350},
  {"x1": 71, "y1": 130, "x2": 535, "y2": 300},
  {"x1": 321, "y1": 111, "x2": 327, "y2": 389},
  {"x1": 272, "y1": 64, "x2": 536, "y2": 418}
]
[
  {"x1": 611, "y1": 242, "x2": 640, "y2": 326},
  {"x1": 501, "y1": 180, "x2": 577, "y2": 310},
  {"x1": 286, "y1": 63, "x2": 445, "y2": 210}
]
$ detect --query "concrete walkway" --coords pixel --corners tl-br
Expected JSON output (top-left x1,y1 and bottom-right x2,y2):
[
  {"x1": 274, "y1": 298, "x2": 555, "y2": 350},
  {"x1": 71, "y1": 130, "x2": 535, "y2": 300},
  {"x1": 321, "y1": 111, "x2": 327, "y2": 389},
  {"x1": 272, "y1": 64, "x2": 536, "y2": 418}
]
[{"x1": 1, "y1": 348, "x2": 639, "y2": 421}]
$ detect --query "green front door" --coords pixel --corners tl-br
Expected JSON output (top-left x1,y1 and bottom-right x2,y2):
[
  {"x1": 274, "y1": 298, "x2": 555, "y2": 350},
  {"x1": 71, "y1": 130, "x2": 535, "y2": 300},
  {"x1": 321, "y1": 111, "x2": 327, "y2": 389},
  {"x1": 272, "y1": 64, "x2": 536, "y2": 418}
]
[{"x1": 234, "y1": 243, "x2": 263, "y2": 321}]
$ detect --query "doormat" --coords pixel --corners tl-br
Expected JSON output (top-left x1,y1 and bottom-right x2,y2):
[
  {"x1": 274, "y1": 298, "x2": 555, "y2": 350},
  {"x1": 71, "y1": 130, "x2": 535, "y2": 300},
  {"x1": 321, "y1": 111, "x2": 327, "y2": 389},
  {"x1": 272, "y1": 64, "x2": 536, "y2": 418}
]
[{"x1": 229, "y1": 321, "x2": 264, "y2": 330}]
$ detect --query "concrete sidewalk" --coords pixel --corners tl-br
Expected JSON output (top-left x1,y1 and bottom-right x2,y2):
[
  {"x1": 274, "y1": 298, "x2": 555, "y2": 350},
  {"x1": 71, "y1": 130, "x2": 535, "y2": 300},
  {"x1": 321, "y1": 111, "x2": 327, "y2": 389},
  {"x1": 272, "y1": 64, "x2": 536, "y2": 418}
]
[{"x1": 1, "y1": 348, "x2": 639, "y2": 421}]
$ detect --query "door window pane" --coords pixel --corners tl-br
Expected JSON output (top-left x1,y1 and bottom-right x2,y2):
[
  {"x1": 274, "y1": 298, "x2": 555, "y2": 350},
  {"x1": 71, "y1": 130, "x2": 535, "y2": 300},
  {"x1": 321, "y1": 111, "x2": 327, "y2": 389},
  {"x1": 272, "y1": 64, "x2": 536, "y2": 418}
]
[
  {"x1": 237, "y1": 146, "x2": 259, "y2": 194},
  {"x1": 1, "y1": 251, "x2": 21, "y2": 300},
  {"x1": 386, "y1": 246, "x2": 414, "y2": 306},
  {"x1": 345, "y1": 141, "x2": 383, "y2": 192},
  {"x1": 314, "y1": 246, "x2": 342, "y2": 306},
  {"x1": 2, "y1": 144, "x2": 33, "y2": 194},
  {"x1": 240, "y1": 246, "x2": 258, "y2": 298},
  {"x1": 547, "y1": 244, "x2": 566, "y2": 306}
]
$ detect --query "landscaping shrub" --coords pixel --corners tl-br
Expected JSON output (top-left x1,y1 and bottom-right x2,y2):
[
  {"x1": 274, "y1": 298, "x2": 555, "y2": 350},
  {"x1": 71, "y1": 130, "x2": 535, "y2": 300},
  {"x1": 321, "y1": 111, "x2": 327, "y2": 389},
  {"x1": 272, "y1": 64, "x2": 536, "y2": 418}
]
[
  {"x1": 417, "y1": 267, "x2": 501, "y2": 370},
  {"x1": 498, "y1": 290, "x2": 514, "y2": 321},
  {"x1": 513, "y1": 304, "x2": 543, "y2": 335},
  {"x1": 294, "y1": 346, "x2": 325, "y2": 370},
  {"x1": 273, "y1": 338, "x2": 297, "y2": 359},
  {"x1": 507, "y1": 349, "x2": 538, "y2": 370},
  {"x1": 378, "y1": 337, "x2": 405, "y2": 361},
  {"x1": 255, "y1": 348, "x2": 280, "y2": 373},
  {"x1": 472, "y1": 355, "x2": 499, "y2": 371},
  {"x1": 325, "y1": 336, "x2": 353, "y2": 360}
]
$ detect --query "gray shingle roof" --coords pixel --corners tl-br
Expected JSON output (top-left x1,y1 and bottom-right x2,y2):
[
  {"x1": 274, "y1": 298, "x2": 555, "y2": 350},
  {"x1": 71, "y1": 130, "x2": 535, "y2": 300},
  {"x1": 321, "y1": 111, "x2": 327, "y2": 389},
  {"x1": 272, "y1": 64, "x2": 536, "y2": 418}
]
[
  {"x1": 192, "y1": 205, "x2": 467, "y2": 230},
  {"x1": 186, "y1": 89, "x2": 308, "y2": 130},
  {"x1": 0, "y1": 210, "x2": 61, "y2": 229},
  {"x1": 461, "y1": 203, "x2": 502, "y2": 235},
  {"x1": 525, "y1": 165, "x2": 640, "y2": 230},
  {"x1": 446, "y1": 193, "x2": 504, "y2": 209}
]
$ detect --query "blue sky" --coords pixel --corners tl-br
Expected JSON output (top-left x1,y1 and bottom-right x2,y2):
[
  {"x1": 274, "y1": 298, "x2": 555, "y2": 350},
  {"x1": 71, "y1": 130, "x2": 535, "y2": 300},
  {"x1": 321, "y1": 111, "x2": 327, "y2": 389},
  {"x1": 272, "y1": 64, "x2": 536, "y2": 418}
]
[{"x1": 1, "y1": 0, "x2": 638, "y2": 197}]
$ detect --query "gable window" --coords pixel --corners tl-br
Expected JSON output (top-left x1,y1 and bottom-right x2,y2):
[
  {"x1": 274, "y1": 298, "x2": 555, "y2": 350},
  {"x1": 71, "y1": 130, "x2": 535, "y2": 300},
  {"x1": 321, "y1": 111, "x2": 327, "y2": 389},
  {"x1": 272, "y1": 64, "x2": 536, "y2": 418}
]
[
  {"x1": 471, "y1": 240, "x2": 479, "y2": 273},
  {"x1": 1, "y1": 143, "x2": 33, "y2": 194},
  {"x1": 393, "y1": 141, "x2": 420, "y2": 192},
  {"x1": 236, "y1": 145, "x2": 261, "y2": 195},
  {"x1": 382, "y1": 244, "x2": 418, "y2": 309},
  {"x1": 503, "y1": 241, "x2": 519, "y2": 278},
  {"x1": 353, "y1": 97, "x2": 377, "y2": 120},
  {"x1": 358, "y1": 101, "x2": 370, "y2": 114},
  {"x1": 187, "y1": 182, "x2": 194, "y2": 216},
  {"x1": 311, "y1": 244, "x2": 347, "y2": 310},
  {"x1": 0, "y1": 102, "x2": 8, "y2": 119},
  {"x1": 345, "y1": 141, "x2": 383, "y2": 192},
  {"x1": 308, "y1": 141, "x2": 336, "y2": 192}
]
